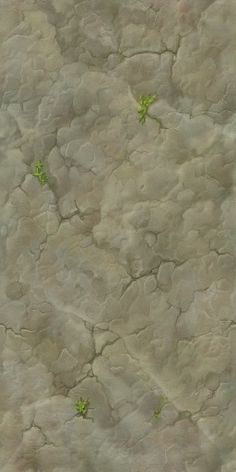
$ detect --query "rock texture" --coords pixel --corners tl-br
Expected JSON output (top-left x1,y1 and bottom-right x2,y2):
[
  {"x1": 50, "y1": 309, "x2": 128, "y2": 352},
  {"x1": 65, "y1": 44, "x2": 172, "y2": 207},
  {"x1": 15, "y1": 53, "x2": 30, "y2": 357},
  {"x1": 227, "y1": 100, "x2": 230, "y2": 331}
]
[{"x1": 1, "y1": 0, "x2": 236, "y2": 471}]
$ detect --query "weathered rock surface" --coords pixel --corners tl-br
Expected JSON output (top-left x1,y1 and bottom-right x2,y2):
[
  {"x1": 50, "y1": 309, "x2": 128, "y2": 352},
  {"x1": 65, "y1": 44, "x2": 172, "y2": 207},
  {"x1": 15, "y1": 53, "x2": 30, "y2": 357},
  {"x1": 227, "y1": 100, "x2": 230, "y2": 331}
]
[{"x1": 1, "y1": 0, "x2": 236, "y2": 471}]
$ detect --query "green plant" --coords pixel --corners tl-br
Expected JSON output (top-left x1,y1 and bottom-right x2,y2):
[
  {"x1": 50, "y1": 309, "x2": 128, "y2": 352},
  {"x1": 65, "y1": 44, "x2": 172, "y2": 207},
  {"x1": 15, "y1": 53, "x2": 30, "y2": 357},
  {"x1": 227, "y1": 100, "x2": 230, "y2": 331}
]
[
  {"x1": 138, "y1": 94, "x2": 157, "y2": 124},
  {"x1": 75, "y1": 397, "x2": 90, "y2": 418},
  {"x1": 153, "y1": 396, "x2": 169, "y2": 419},
  {"x1": 33, "y1": 160, "x2": 48, "y2": 185}
]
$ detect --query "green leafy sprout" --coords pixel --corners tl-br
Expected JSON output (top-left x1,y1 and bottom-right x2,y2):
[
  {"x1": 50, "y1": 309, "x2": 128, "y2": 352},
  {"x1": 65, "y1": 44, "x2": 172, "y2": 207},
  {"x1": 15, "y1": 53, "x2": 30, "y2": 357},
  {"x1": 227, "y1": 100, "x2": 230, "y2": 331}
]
[
  {"x1": 138, "y1": 94, "x2": 157, "y2": 124},
  {"x1": 33, "y1": 160, "x2": 48, "y2": 185},
  {"x1": 75, "y1": 397, "x2": 90, "y2": 418},
  {"x1": 153, "y1": 396, "x2": 169, "y2": 419}
]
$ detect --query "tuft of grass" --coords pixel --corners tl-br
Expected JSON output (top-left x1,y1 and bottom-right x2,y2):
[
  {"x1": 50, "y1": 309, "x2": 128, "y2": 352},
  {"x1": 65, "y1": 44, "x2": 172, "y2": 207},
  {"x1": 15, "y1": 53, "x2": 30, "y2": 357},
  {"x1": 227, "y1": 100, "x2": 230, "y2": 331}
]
[
  {"x1": 75, "y1": 397, "x2": 90, "y2": 418},
  {"x1": 153, "y1": 396, "x2": 169, "y2": 419},
  {"x1": 33, "y1": 160, "x2": 48, "y2": 185},
  {"x1": 138, "y1": 94, "x2": 157, "y2": 124}
]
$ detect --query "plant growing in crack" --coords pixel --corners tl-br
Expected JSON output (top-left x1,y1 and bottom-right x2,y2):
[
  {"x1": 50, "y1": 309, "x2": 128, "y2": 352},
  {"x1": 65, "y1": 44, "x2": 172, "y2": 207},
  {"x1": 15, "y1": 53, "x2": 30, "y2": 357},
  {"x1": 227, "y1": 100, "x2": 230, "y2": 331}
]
[
  {"x1": 33, "y1": 160, "x2": 48, "y2": 185},
  {"x1": 75, "y1": 397, "x2": 90, "y2": 418},
  {"x1": 138, "y1": 94, "x2": 157, "y2": 124},
  {"x1": 153, "y1": 395, "x2": 169, "y2": 420}
]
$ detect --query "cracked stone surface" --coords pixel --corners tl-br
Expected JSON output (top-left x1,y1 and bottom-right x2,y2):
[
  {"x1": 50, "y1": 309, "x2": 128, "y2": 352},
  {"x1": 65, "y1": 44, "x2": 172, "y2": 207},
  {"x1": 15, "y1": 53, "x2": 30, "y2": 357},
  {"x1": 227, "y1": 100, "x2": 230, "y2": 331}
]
[{"x1": 1, "y1": 0, "x2": 236, "y2": 471}]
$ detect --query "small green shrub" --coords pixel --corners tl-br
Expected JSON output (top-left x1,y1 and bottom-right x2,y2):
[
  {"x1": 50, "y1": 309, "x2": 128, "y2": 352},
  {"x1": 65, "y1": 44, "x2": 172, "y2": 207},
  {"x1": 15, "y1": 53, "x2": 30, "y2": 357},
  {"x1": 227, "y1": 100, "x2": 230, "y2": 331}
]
[
  {"x1": 75, "y1": 397, "x2": 90, "y2": 418},
  {"x1": 138, "y1": 94, "x2": 157, "y2": 124},
  {"x1": 153, "y1": 396, "x2": 169, "y2": 419},
  {"x1": 33, "y1": 160, "x2": 48, "y2": 185}
]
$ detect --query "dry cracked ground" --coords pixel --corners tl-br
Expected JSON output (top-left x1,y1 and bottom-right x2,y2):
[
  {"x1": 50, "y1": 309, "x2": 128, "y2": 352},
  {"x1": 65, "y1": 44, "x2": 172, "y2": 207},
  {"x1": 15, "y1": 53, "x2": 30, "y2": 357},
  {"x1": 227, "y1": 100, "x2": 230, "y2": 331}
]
[{"x1": 1, "y1": 0, "x2": 236, "y2": 471}]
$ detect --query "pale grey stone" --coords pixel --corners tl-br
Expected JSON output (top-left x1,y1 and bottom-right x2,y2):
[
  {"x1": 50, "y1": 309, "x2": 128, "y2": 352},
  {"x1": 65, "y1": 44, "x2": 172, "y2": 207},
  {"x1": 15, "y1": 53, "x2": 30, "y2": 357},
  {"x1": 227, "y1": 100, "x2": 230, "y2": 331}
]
[
  {"x1": 1, "y1": 0, "x2": 236, "y2": 471},
  {"x1": 5, "y1": 281, "x2": 27, "y2": 300}
]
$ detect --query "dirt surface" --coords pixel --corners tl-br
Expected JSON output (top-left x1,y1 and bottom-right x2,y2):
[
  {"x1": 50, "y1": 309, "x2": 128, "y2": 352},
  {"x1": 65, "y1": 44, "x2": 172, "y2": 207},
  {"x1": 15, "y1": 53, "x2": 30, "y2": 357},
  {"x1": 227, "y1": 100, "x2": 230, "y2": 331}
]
[{"x1": 1, "y1": 1, "x2": 236, "y2": 471}]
